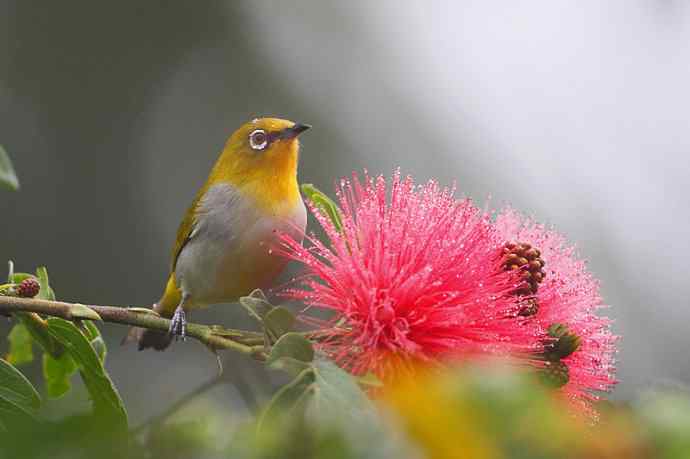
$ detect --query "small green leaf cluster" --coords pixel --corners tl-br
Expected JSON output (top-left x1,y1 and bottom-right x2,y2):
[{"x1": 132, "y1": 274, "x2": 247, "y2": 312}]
[
  {"x1": 232, "y1": 290, "x2": 411, "y2": 458},
  {"x1": 240, "y1": 289, "x2": 298, "y2": 347},
  {"x1": 0, "y1": 263, "x2": 127, "y2": 454}
]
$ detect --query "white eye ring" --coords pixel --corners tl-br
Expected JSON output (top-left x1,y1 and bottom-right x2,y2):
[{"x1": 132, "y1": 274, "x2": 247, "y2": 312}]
[{"x1": 249, "y1": 129, "x2": 269, "y2": 151}]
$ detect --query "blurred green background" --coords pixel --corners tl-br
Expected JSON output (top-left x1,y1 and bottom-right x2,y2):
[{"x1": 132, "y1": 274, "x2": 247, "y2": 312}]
[{"x1": 1, "y1": 0, "x2": 689, "y2": 426}]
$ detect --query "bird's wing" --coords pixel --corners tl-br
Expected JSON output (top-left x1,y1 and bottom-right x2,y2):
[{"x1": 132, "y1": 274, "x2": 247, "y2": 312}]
[
  {"x1": 170, "y1": 182, "x2": 246, "y2": 274},
  {"x1": 170, "y1": 183, "x2": 209, "y2": 273}
]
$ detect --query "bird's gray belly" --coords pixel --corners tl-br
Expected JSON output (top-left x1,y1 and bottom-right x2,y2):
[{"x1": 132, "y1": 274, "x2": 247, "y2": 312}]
[{"x1": 175, "y1": 183, "x2": 306, "y2": 307}]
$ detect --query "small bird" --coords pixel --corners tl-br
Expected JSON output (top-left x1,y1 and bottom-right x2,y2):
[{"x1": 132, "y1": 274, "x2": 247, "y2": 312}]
[{"x1": 132, "y1": 117, "x2": 309, "y2": 350}]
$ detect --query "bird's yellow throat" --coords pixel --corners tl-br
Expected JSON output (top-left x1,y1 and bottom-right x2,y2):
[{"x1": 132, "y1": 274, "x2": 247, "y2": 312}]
[
  {"x1": 208, "y1": 119, "x2": 303, "y2": 214},
  {"x1": 213, "y1": 142, "x2": 301, "y2": 213}
]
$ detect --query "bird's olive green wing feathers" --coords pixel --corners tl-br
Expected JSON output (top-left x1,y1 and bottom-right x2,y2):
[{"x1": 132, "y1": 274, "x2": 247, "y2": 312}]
[
  {"x1": 170, "y1": 183, "x2": 210, "y2": 273},
  {"x1": 170, "y1": 204, "x2": 196, "y2": 274}
]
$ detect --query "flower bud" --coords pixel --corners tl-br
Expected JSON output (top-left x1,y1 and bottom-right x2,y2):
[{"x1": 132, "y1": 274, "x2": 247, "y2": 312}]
[
  {"x1": 502, "y1": 241, "x2": 546, "y2": 295},
  {"x1": 543, "y1": 323, "x2": 581, "y2": 360},
  {"x1": 539, "y1": 360, "x2": 569, "y2": 389},
  {"x1": 17, "y1": 278, "x2": 40, "y2": 298}
]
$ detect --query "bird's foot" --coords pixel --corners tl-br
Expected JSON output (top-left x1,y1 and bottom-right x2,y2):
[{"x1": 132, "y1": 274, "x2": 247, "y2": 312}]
[{"x1": 169, "y1": 306, "x2": 187, "y2": 341}]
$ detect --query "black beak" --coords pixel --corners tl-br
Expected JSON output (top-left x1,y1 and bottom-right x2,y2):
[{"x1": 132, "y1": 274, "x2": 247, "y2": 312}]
[{"x1": 279, "y1": 123, "x2": 311, "y2": 140}]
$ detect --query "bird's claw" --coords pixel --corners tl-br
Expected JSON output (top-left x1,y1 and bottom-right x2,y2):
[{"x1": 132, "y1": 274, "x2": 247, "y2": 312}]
[{"x1": 169, "y1": 307, "x2": 187, "y2": 341}]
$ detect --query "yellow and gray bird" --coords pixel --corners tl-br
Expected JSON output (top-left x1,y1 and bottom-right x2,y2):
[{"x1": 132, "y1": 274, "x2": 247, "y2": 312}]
[{"x1": 132, "y1": 117, "x2": 309, "y2": 350}]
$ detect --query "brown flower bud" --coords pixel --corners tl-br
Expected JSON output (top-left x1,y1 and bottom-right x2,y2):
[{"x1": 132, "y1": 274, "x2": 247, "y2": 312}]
[
  {"x1": 17, "y1": 278, "x2": 40, "y2": 298},
  {"x1": 502, "y1": 241, "x2": 547, "y2": 295}
]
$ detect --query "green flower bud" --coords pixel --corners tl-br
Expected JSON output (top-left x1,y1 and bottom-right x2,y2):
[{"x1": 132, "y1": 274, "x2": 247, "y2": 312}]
[
  {"x1": 543, "y1": 323, "x2": 581, "y2": 361},
  {"x1": 538, "y1": 360, "x2": 569, "y2": 389}
]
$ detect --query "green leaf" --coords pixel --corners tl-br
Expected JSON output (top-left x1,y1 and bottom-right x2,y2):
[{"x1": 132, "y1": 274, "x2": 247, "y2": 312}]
[
  {"x1": 45, "y1": 318, "x2": 127, "y2": 428},
  {"x1": 262, "y1": 357, "x2": 374, "y2": 428},
  {"x1": 301, "y1": 183, "x2": 343, "y2": 232},
  {"x1": 259, "y1": 357, "x2": 412, "y2": 458},
  {"x1": 43, "y1": 352, "x2": 77, "y2": 398},
  {"x1": 266, "y1": 333, "x2": 314, "y2": 374},
  {"x1": 0, "y1": 359, "x2": 40, "y2": 416},
  {"x1": 7, "y1": 273, "x2": 33, "y2": 284},
  {"x1": 81, "y1": 320, "x2": 101, "y2": 341},
  {"x1": 16, "y1": 313, "x2": 62, "y2": 358},
  {"x1": 260, "y1": 367, "x2": 316, "y2": 428},
  {"x1": 239, "y1": 289, "x2": 274, "y2": 323},
  {"x1": 267, "y1": 333, "x2": 314, "y2": 364},
  {"x1": 310, "y1": 359, "x2": 374, "y2": 416},
  {"x1": 263, "y1": 306, "x2": 295, "y2": 342},
  {"x1": 239, "y1": 290, "x2": 296, "y2": 344},
  {"x1": 90, "y1": 337, "x2": 107, "y2": 364},
  {"x1": 35, "y1": 266, "x2": 56, "y2": 301},
  {"x1": 83, "y1": 321, "x2": 107, "y2": 363},
  {"x1": 5, "y1": 323, "x2": 34, "y2": 366},
  {"x1": 0, "y1": 145, "x2": 19, "y2": 191}
]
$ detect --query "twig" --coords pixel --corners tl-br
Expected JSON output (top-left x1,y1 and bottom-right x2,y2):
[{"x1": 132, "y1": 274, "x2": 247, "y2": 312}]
[{"x1": 0, "y1": 296, "x2": 266, "y2": 359}]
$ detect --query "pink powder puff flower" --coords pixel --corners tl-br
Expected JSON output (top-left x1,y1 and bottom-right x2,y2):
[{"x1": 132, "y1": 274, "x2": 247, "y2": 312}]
[
  {"x1": 280, "y1": 171, "x2": 539, "y2": 382},
  {"x1": 495, "y1": 208, "x2": 618, "y2": 413}
]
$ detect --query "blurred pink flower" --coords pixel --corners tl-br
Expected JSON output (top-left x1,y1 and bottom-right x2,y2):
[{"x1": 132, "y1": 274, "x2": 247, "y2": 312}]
[
  {"x1": 280, "y1": 171, "x2": 538, "y2": 381},
  {"x1": 495, "y1": 208, "x2": 618, "y2": 412}
]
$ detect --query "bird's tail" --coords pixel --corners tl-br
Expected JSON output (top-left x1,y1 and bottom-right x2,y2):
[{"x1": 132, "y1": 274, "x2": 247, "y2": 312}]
[
  {"x1": 125, "y1": 322, "x2": 172, "y2": 351},
  {"x1": 123, "y1": 302, "x2": 172, "y2": 351}
]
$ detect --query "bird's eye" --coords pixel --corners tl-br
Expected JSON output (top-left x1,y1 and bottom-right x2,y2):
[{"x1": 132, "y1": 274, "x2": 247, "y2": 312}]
[{"x1": 249, "y1": 129, "x2": 269, "y2": 151}]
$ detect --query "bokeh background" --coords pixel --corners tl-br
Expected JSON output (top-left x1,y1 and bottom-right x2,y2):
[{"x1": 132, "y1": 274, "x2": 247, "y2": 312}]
[{"x1": 1, "y1": 1, "x2": 689, "y2": 424}]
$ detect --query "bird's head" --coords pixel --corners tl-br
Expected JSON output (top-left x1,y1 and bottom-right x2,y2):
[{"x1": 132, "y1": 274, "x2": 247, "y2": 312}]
[
  {"x1": 210, "y1": 117, "x2": 310, "y2": 209},
  {"x1": 214, "y1": 118, "x2": 310, "y2": 183}
]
